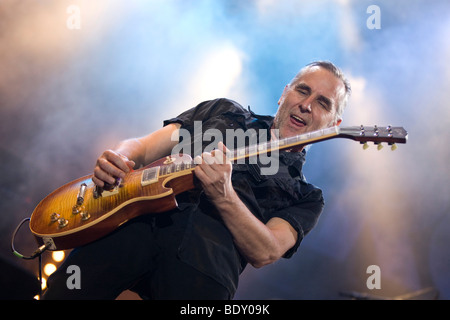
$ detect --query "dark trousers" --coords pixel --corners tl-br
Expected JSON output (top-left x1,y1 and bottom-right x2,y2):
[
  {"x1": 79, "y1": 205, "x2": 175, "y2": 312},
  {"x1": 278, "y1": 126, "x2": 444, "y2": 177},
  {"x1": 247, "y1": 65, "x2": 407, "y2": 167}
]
[{"x1": 43, "y1": 211, "x2": 230, "y2": 300}]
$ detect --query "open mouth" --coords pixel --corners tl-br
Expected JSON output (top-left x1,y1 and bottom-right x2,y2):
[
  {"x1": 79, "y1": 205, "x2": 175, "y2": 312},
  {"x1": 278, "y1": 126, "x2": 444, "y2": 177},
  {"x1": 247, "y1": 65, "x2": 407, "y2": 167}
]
[{"x1": 290, "y1": 114, "x2": 306, "y2": 127}]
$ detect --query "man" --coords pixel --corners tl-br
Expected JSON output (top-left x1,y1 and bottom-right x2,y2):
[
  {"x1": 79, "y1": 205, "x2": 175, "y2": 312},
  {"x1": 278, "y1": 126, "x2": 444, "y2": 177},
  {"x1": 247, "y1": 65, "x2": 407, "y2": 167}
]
[{"x1": 43, "y1": 61, "x2": 351, "y2": 300}]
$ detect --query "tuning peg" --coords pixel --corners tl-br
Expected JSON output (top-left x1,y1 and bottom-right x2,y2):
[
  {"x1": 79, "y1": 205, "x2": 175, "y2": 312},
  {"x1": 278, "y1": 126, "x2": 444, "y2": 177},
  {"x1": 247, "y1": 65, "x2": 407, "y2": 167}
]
[
  {"x1": 362, "y1": 142, "x2": 369, "y2": 150},
  {"x1": 390, "y1": 143, "x2": 397, "y2": 151},
  {"x1": 377, "y1": 143, "x2": 383, "y2": 151}
]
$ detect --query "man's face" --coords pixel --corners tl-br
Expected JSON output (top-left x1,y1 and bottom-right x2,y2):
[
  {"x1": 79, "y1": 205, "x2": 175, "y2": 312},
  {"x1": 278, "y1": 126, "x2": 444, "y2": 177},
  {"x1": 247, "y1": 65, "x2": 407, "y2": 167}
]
[{"x1": 273, "y1": 66, "x2": 345, "y2": 139}]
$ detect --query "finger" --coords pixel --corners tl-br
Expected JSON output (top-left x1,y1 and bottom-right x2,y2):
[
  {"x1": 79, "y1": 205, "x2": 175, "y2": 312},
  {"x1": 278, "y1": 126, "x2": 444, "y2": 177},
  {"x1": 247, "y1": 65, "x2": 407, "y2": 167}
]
[
  {"x1": 194, "y1": 165, "x2": 214, "y2": 186},
  {"x1": 92, "y1": 175, "x2": 105, "y2": 187},
  {"x1": 212, "y1": 148, "x2": 228, "y2": 165},
  {"x1": 202, "y1": 152, "x2": 216, "y2": 165},
  {"x1": 194, "y1": 165, "x2": 206, "y2": 179},
  {"x1": 118, "y1": 153, "x2": 136, "y2": 171},
  {"x1": 93, "y1": 166, "x2": 115, "y2": 185},
  {"x1": 218, "y1": 141, "x2": 230, "y2": 154},
  {"x1": 216, "y1": 142, "x2": 232, "y2": 164},
  {"x1": 196, "y1": 154, "x2": 217, "y2": 178},
  {"x1": 126, "y1": 160, "x2": 136, "y2": 171},
  {"x1": 104, "y1": 150, "x2": 133, "y2": 173},
  {"x1": 96, "y1": 157, "x2": 126, "y2": 179},
  {"x1": 194, "y1": 155, "x2": 203, "y2": 165}
]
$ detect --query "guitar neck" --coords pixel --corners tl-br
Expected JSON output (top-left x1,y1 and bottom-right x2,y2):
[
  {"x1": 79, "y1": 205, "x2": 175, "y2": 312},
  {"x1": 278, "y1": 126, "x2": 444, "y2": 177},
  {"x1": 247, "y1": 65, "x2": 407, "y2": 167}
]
[
  {"x1": 230, "y1": 126, "x2": 339, "y2": 162},
  {"x1": 230, "y1": 124, "x2": 408, "y2": 161},
  {"x1": 151, "y1": 124, "x2": 408, "y2": 178}
]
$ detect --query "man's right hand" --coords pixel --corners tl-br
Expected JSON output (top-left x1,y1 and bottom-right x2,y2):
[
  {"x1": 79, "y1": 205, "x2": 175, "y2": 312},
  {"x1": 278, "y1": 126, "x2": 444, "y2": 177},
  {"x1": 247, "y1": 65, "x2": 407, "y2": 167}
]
[
  {"x1": 91, "y1": 123, "x2": 181, "y2": 187},
  {"x1": 92, "y1": 150, "x2": 135, "y2": 187}
]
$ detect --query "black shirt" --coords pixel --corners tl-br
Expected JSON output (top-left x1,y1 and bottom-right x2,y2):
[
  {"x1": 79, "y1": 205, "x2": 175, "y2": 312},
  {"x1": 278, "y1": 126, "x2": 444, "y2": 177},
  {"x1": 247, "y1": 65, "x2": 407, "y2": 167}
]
[{"x1": 163, "y1": 98, "x2": 324, "y2": 295}]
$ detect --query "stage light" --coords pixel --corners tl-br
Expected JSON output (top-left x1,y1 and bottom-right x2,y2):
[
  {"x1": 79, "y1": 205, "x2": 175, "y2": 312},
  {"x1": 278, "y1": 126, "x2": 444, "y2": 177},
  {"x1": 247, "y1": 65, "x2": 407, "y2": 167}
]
[
  {"x1": 191, "y1": 45, "x2": 243, "y2": 100},
  {"x1": 41, "y1": 277, "x2": 47, "y2": 291},
  {"x1": 44, "y1": 263, "x2": 57, "y2": 277},
  {"x1": 52, "y1": 250, "x2": 65, "y2": 262}
]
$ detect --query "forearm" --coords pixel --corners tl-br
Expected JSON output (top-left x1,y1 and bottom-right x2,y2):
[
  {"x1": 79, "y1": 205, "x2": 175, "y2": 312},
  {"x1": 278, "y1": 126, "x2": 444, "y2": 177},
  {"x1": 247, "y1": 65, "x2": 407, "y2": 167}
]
[
  {"x1": 113, "y1": 138, "x2": 146, "y2": 168},
  {"x1": 116, "y1": 123, "x2": 181, "y2": 167},
  {"x1": 93, "y1": 123, "x2": 180, "y2": 187},
  {"x1": 213, "y1": 191, "x2": 293, "y2": 268}
]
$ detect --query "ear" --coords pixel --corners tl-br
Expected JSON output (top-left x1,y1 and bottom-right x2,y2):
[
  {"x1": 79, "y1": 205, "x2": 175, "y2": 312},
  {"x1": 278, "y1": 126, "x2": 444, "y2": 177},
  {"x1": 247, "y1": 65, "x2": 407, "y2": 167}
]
[
  {"x1": 277, "y1": 85, "x2": 289, "y2": 105},
  {"x1": 335, "y1": 118, "x2": 342, "y2": 126}
]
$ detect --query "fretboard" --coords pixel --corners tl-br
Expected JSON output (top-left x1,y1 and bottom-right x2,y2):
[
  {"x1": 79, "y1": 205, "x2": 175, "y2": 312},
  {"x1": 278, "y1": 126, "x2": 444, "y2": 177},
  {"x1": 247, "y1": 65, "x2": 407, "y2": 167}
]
[
  {"x1": 149, "y1": 126, "x2": 340, "y2": 179},
  {"x1": 230, "y1": 126, "x2": 339, "y2": 162},
  {"x1": 142, "y1": 123, "x2": 407, "y2": 180}
]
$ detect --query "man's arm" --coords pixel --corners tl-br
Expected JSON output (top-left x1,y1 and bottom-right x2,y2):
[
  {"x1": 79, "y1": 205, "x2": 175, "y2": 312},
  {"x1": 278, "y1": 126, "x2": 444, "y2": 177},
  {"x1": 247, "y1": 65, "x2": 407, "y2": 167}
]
[
  {"x1": 216, "y1": 196, "x2": 298, "y2": 268},
  {"x1": 194, "y1": 142, "x2": 298, "y2": 268},
  {"x1": 93, "y1": 125, "x2": 297, "y2": 267},
  {"x1": 93, "y1": 123, "x2": 180, "y2": 187}
]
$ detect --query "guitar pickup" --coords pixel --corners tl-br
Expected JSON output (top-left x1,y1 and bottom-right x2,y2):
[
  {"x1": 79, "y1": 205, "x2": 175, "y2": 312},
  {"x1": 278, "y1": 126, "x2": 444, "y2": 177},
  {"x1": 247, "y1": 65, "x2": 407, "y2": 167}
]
[{"x1": 141, "y1": 166, "x2": 160, "y2": 187}]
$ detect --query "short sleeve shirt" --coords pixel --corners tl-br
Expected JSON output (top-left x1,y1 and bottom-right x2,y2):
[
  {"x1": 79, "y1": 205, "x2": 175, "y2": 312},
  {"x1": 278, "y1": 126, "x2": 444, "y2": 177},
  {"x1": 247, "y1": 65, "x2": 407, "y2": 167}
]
[{"x1": 163, "y1": 98, "x2": 324, "y2": 295}]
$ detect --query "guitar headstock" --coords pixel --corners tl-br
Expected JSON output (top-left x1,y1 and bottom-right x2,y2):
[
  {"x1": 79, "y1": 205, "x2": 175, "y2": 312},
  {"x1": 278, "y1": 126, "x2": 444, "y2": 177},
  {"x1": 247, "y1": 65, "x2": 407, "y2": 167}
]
[{"x1": 339, "y1": 125, "x2": 408, "y2": 150}]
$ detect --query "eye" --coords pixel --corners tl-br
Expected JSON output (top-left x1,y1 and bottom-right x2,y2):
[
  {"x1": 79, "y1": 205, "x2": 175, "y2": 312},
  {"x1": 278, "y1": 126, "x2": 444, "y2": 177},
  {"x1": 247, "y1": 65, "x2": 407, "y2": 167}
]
[
  {"x1": 294, "y1": 84, "x2": 310, "y2": 96},
  {"x1": 317, "y1": 97, "x2": 332, "y2": 111}
]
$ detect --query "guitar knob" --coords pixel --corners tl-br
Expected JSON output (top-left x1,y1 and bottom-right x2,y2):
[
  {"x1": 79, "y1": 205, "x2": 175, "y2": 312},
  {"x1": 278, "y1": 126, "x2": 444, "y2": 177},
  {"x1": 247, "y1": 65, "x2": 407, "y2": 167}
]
[
  {"x1": 72, "y1": 205, "x2": 81, "y2": 215},
  {"x1": 80, "y1": 211, "x2": 91, "y2": 221},
  {"x1": 50, "y1": 212, "x2": 60, "y2": 222},
  {"x1": 58, "y1": 218, "x2": 68, "y2": 228},
  {"x1": 73, "y1": 205, "x2": 90, "y2": 220},
  {"x1": 377, "y1": 144, "x2": 383, "y2": 151},
  {"x1": 391, "y1": 143, "x2": 397, "y2": 151},
  {"x1": 362, "y1": 142, "x2": 369, "y2": 150}
]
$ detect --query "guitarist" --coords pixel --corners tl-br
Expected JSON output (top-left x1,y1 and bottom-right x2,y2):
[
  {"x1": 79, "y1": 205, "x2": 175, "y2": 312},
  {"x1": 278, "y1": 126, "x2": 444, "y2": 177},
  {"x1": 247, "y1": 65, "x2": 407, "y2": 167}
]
[{"x1": 43, "y1": 61, "x2": 351, "y2": 300}]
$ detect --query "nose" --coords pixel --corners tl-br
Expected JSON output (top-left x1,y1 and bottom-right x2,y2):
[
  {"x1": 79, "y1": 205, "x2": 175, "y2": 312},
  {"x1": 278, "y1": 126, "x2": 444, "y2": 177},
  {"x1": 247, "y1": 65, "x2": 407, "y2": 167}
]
[{"x1": 299, "y1": 97, "x2": 313, "y2": 113}]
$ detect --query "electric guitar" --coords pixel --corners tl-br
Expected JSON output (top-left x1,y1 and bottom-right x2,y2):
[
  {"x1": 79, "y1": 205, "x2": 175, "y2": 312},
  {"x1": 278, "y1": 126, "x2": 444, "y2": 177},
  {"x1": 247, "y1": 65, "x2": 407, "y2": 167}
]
[{"x1": 29, "y1": 125, "x2": 408, "y2": 250}]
